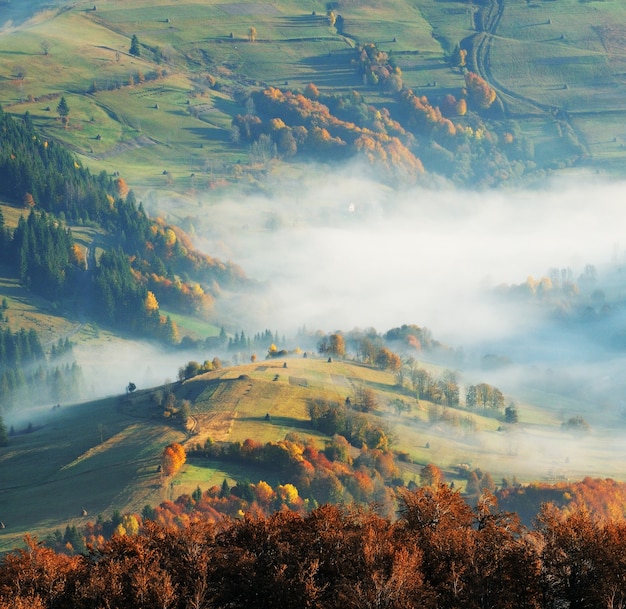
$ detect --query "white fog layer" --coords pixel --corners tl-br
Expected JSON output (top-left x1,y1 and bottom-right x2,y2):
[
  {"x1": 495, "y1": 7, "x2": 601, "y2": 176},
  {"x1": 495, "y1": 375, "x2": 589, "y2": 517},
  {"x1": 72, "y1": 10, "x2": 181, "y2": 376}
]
[{"x1": 194, "y1": 173, "x2": 626, "y2": 350}]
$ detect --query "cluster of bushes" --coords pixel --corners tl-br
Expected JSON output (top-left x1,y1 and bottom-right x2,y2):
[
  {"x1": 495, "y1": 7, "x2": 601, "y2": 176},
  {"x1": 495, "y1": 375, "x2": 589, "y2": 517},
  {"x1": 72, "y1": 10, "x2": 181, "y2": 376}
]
[
  {"x1": 307, "y1": 398, "x2": 391, "y2": 450},
  {"x1": 176, "y1": 357, "x2": 222, "y2": 381},
  {"x1": 189, "y1": 434, "x2": 399, "y2": 511},
  {"x1": 353, "y1": 42, "x2": 403, "y2": 92}
]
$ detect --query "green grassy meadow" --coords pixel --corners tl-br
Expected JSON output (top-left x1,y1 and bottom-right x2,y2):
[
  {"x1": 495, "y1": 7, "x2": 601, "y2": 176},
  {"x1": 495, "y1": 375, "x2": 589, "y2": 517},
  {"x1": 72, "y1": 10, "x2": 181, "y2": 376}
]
[
  {"x1": 2, "y1": 354, "x2": 625, "y2": 550},
  {"x1": 2, "y1": 0, "x2": 624, "y2": 195}
]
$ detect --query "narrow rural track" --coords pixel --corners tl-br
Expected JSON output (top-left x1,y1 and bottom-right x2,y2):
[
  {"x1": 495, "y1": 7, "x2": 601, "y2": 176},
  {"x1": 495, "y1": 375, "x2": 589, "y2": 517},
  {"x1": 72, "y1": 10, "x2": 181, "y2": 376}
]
[
  {"x1": 466, "y1": 0, "x2": 591, "y2": 159},
  {"x1": 186, "y1": 414, "x2": 198, "y2": 437}
]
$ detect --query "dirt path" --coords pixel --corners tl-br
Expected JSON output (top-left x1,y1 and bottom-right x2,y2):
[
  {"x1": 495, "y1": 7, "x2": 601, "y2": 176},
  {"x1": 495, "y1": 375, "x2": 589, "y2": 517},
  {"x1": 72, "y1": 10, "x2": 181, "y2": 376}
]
[{"x1": 466, "y1": 0, "x2": 590, "y2": 159}]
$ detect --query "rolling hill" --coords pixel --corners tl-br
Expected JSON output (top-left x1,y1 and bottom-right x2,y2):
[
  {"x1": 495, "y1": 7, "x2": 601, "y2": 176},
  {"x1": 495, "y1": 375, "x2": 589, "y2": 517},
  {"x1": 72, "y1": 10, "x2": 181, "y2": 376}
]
[
  {"x1": 2, "y1": 351, "x2": 625, "y2": 551},
  {"x1": 0, "y1": 0, "x2": 625, "y2": 199}
]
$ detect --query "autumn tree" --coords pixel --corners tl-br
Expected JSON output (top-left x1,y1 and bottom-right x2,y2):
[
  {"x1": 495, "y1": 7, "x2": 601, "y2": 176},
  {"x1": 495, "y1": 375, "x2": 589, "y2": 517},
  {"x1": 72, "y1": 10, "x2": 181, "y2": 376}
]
[
  {"x1": 161, "y1": 442, "x2": 186, "y2": 476},
  {"x1": 355, "y1": 386, "x2": 378, "y2": 413},
  {"x1": 451, "y1": 46, "x2": 467, "y2": 68},
  {"x1": 465, "y1": 71, "x2": 497, "y2": 109},
  {"x1": 70, "y1": 244, "x2": 86, "y2": 269},
  {"x1": 247, "y1": 26, "x2": 257, "y2": 42},
  {"x1": 375, "y1": 347, "x2": 402, "y2": 371},
  {"x1": 144, "y1": 291, "x2": 159, "y2": 314},
  {"x1": 318, "y1": 333, "x2": 346, "y2": 357},
  {"x1": 328, "y1": 333, "x2": 346, "y2": 357},
  {"x1": 304, "y1": 83, "x2": 319, "y2": 99},
  {"x1": 114, "y1": 177, "x2": 130, "y2": 199},
  {"x1": 420, "y1": 463, "x2": 444, "y2": 488},
  {"x1": 23, "y1": 193, "x2": 35, "y2": 210}
]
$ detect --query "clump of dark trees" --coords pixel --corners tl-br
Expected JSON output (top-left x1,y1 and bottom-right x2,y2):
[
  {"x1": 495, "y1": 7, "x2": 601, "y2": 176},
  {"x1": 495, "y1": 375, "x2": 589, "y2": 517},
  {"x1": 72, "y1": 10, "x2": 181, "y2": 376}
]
[
  {"x1": 0, "y1": 323, "x2": 82, "y2": 409},
  {"x1": 0, "y1": 106, "x2": 244, "y2": 342},
  {"x1": 1, "y1": 484, "x2": 625, "y2": 609}
]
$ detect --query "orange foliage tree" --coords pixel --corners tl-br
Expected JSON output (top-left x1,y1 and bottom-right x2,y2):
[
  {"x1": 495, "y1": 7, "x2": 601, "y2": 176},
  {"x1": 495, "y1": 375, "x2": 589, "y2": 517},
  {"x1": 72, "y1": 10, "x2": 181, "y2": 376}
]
[
  {"x1": 465, "y1": 72, "x2": 497, "y2": 109},
  {"x1": 161, "y1": 442, "x2": 186, "y2": 476},
  {"x1": 114, "y1": 177, "x2": 130, "y2": 199}
]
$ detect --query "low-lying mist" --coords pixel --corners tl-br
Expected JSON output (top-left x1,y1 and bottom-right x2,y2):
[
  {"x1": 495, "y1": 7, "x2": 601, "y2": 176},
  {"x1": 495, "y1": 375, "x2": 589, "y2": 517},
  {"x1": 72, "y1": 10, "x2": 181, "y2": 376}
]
[
  {"x1": 194, "y1": 169, "x2": 625, "y2": 349},
  {"x1": 28, "y1": 168, "x2": 626, "y2": 481},
  {"x1": 188, "y1": 169, "x2": 626, "y2": 477}
]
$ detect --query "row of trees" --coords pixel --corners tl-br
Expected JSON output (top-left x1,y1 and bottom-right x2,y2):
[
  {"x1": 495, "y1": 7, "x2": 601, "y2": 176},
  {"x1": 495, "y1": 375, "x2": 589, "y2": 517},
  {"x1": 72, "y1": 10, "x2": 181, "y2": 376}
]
[
  {"x1": 466, "y1": 382, "x2": 505, "y2": 412},
  {"x1": 0, "y1": 325, "x2": 83, "y2": 409},
  {"x1": 317, "y1": 331, "x2": 404, "y2": 371},
  {"x1": 177, "y1": 357, "x2": 222, "y2": 381},
  {"x1": 5, "y1": 486, "x2": 626, "y2": 608},
  {"x1": 353, "y1": 42, "x2": 403, "y2": 92}
]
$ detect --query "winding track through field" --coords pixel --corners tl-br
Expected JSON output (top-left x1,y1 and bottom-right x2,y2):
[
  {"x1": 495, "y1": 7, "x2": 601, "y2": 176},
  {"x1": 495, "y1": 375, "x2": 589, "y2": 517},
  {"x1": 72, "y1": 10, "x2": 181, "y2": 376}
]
[{"x1": 467, "y1": 0, "x2": 590, "y2": 159}]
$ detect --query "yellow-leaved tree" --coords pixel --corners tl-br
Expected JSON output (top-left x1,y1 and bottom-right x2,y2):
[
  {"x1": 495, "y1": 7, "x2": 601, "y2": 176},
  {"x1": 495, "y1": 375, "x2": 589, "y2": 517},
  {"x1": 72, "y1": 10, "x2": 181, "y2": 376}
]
[{"x1": 145, "y1": 291, "x2": 159, "y2": 313}]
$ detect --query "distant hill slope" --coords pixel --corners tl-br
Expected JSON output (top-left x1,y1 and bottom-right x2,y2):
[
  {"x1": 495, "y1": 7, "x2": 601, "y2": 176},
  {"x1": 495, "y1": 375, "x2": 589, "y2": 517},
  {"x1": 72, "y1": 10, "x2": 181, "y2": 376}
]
[
  {"x1": 1, "y1": 352, "x2": 625, "y2": 550},
  {"x1": 0, "y1": 0, "x2": 625, "y2": 196}
]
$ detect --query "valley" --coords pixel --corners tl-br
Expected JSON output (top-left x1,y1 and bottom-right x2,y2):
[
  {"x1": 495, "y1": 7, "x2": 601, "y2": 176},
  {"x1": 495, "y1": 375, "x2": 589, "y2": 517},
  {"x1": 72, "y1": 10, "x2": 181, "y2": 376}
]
[{"x1": 1, "y1": 0, "x2": 626, "y2": 559}]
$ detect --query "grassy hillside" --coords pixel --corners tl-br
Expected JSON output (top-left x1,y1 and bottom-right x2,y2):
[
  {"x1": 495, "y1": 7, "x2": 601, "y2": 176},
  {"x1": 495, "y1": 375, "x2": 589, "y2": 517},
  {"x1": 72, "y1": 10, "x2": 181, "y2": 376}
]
[
  {"x1": 2, "y1": 353, "x2": 624, "y2": 551},
  {"x1": 3, "y1": 0, "x2": 626, "y2": 549},
  {"x1": 0, "y1": 0, "x2": 625, "y2": 200}
]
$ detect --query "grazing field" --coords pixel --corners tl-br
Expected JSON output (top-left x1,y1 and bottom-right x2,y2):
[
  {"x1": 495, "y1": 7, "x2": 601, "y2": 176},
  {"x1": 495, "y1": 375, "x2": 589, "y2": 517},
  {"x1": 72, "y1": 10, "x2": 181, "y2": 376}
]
[
  {"x1": 3, "y1": 354, "x2": 626, "y2": 549},
  {"x1": 7, "y1": 0, "x2": 626, "y2": 193},
  {"x1": 481, "y1": 0, "x2": 626, "y2": 166}
]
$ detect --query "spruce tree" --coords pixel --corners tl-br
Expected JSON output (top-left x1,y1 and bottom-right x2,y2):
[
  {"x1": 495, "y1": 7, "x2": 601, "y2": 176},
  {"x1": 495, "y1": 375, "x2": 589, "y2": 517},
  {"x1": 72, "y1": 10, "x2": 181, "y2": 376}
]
[
  {"x1": 56, "y1": 96, "x2": 70, "y2": 119},
  {"x1": 129, "y1": 34, "x2": 140, "y2": 57},
  {"x1": 0, "y1": 415, "x2": 8, "y2": 446}
]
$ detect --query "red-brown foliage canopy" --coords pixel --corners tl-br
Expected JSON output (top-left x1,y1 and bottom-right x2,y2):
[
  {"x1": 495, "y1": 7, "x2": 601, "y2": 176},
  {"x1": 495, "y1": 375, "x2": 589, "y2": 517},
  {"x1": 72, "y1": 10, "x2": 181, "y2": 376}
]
[{"x1": 5, "y1": 489, "x2": 626, "y2": 608}]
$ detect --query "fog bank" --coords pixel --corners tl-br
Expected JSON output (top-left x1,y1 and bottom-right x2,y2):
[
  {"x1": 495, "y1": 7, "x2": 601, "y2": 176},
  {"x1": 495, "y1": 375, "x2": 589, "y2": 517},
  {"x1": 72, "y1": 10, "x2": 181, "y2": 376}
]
[{"x1": 194, "y1": 172, "x2": 626, "y2": 352}]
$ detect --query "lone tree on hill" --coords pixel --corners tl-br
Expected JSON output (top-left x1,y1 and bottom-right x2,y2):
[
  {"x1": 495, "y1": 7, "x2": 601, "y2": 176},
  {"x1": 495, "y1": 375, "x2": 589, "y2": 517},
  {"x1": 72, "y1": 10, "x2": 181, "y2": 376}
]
[
  {"x1": 129, "y1": 34, "x2": 141, "y2": 57},
  {"x1": 247, "y1": 26, "x2": 257, "y2": 42},
  {"x1": 56, "y1": 96, "x2": 70, "y2": 127},
  {"x1": 161, "y1": 442, "x2": 186, "y2": 476},
  {"x1": 40, "y1": 40, "x2": 52, "y2": 56}
]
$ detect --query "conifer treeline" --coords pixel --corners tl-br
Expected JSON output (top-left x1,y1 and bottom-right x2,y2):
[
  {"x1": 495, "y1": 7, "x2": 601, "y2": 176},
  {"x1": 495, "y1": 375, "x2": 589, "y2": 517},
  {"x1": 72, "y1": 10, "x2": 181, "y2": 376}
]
[
  {"x1": 0, "y1": 107, "x2": 247, "y2": 340},
  {"x1": 6, "y1": 210, "x2": 77, "y2": 301},
  {"x1": 0, "y1": 107, "x2": 113, "y2": 224},
  {"x1": 0, "y1": 328, "x2": 82, "y2": 408}
]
